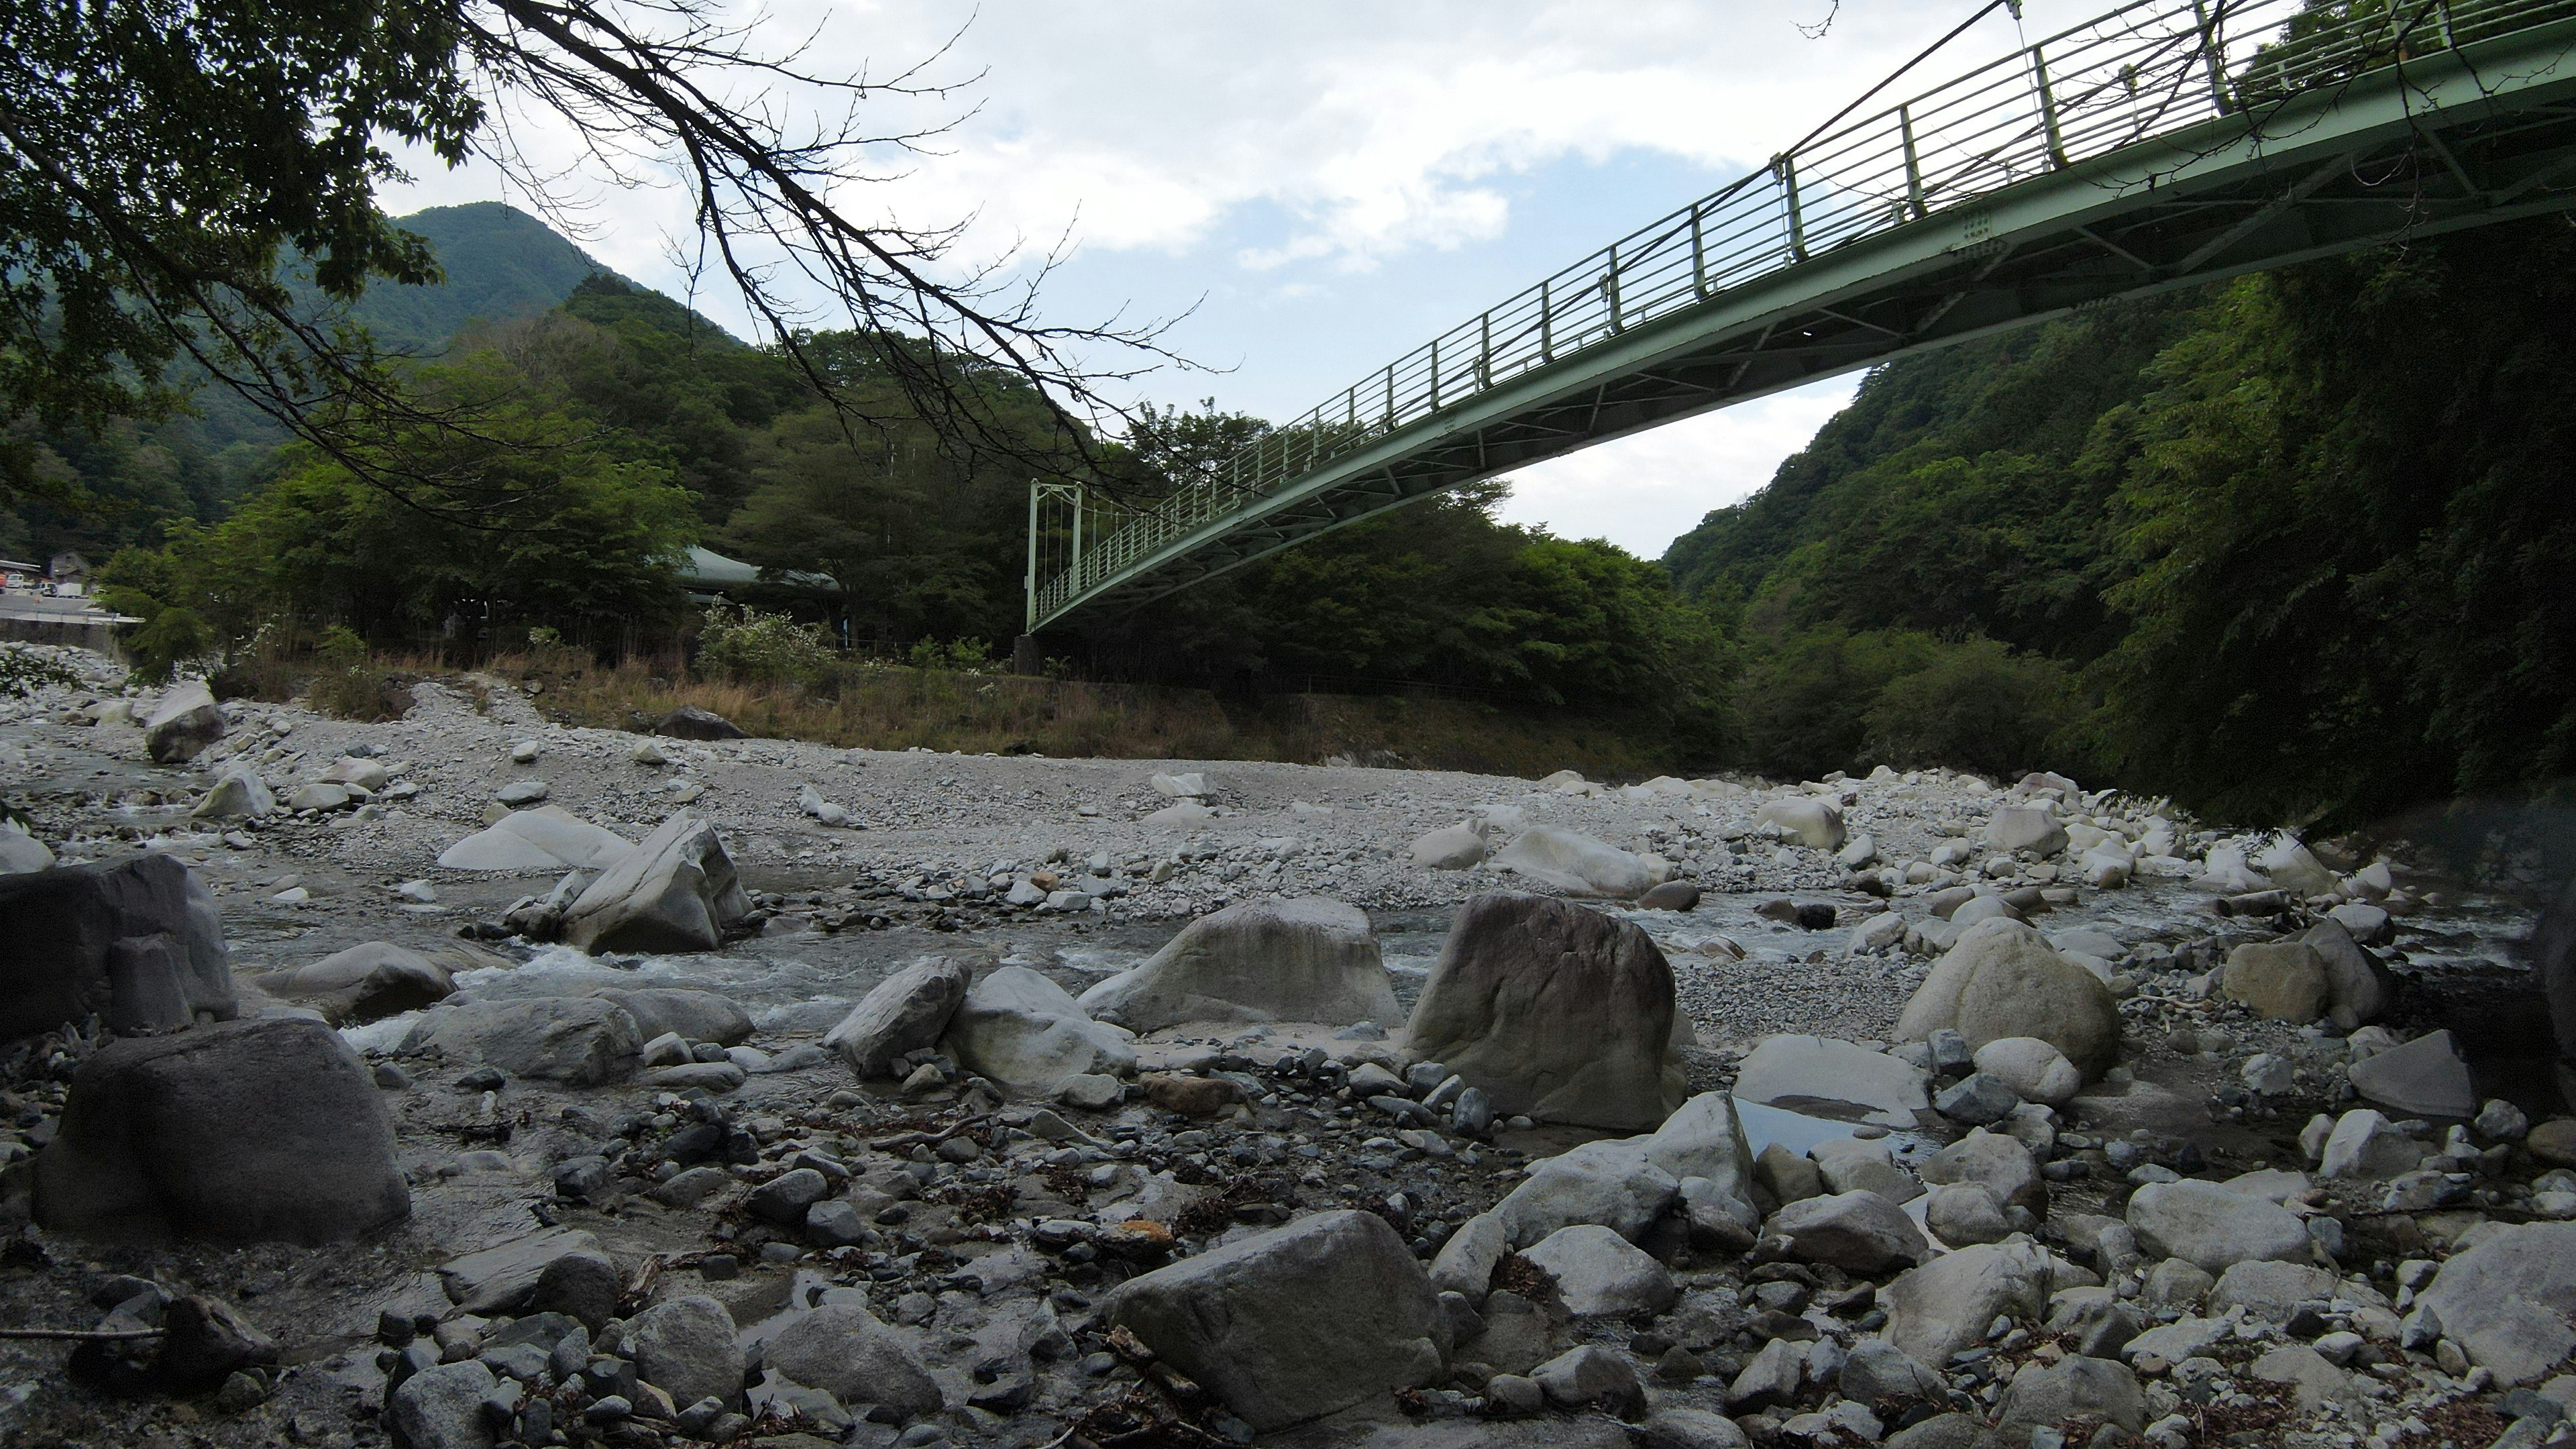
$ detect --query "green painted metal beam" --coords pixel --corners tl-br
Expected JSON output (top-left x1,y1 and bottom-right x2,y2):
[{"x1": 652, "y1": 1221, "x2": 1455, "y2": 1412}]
[{"x1": 1031, "y1": 0, "x2": 2576, "y2": 632}]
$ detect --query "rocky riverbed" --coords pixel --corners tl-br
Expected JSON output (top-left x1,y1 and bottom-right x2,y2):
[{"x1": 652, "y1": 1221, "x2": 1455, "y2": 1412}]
[{"x1": 1, "y1": 648, "x2": 2571, "y2": 1449}]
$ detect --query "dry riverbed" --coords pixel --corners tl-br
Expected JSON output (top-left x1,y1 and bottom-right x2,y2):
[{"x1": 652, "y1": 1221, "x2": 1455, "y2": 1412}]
[{"x1": 0, "y1": 652, "x2": 2568, "y2": 1449}]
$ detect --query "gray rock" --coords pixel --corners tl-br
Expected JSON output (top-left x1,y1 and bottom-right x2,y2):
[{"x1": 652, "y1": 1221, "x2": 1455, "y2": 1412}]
[
  {"x1": 1969, "y1": 1036, "x2": 2081, "y2": 1106},
  {"x1": 1727, "y1": 1336, "x2": 1806, "y2": 1409},
  {"x1": 654, "y1": 705, "x2": 745, "y2": 740},
  {"x1": 804, "y1": 1200, "x2": 872, "y2": 1248},
  {"x1": 386, "y1": 1358, "x2": 500, "y2": 1449},
  {"x1": 1994, "y1": 1354, "x2": 2143, "y2": 1433},
  {"x1": 1881, "y1": 1239, "x2": 2051, "y2": 1367},
  {"x1": 589, "y1": 987, "x2": 750, "y2": 1046},
  {"x1": 2300, "y1": 918, "x2": 2395, "y2": 1028},
  {"x1": 627, "y1": 1296, "x2": 743, "y2": 1411},
  {"x1": 749, "y1": 1168, "x2": 828, "y2": 1226},
  {"x1": 1896, "y1": 919, "x2": 2120, "y2": 1077},
  {"x1": 1814, "y1": 1136, "x2": 1921, "y2": 1203},
  {"x1": 1531, "y1": 1344, "x2": 1638, "y2": 1409},
  {"x1": 2045, "y1": 1289, "x2": 2141, "y2": 1359},
  {"x1": 1106, "y1": 1209, "x2": 1446, "y2": 1432},
  {"x1": 1401, "y1": 892, "x2": 1683, "y2": 1130},
  {"x1": 1491, "y1": 826, "x2": 1672, "y2": 900},
  {"x1": 1885, "y1": 1414, "x2": 2005, "y2": 1449},
  {"x1": 1640, "y1": 881, "x2": 1703, "y2": 912},
  {"x1": 0, "y1": 852, "x2": 235, "y2": 1039},
  {"x1": 1766, "y1": 1189, "x2": 1931, "y2": 1273},
  {"x1": 530, "y1": 1250, "x2": 621, "y2": 1331},
  {"x1": 492, "y1": 779, "x2": 551, "y2": 807},
  {"x1": 34, "y1": 1016, "x2": 407, "y2": 1244},
  {"x1": 943, "y1": 965, "x2": 1136, "y2": 1094},
  {"x1": 101, "y1": 934, "x2": 193, "y2": 1032},
  {"x1": 638, "y1": 1062, "x2": 742, "y2": 1091},
  {"x1": 1925, "y1": 1183, "x2": 2012, "y2": 1248},
  {"x1": 560, "y1": 812, "x2": 752, "y2": 954},
  {"x1": 1754, "y1": 798, "x2": 1845, "y2": 851},
  {"x1": 437, "y1": 1228, "x2": 605, "y2": 1316},
  {"x1": 1519, "y1": 1224, "x2": 1678, "y2": 1316},
  {"x1": 1984, "y1": 808, "x2": 2068, "y2": 857},
  {"x1": 2417, "y1": 1222, "x2": 2576, "y2": 1385},
  {"x1": 2222, "y1": 941, "x2": 2330, "y2": 1022},
  {"x1": 192, "y1": 770, "x2": 274, "y2": 821},
  {"x1": 825, "y1": 957, "x2": 974, "y2": 1077},
  {"x1": 1733, "y1": 1034, "x2": 1929, "y2": 1129},
  {"x1": 2318, "y1": 1109, "x2": 2425, "y2": 1179},
  {"x1": 1636, "y1": 1406, "x2": 1751, "y2": 1448},
  {"x1": 1933, "y1": 1073, "x2": 2021, "y2": 1126},
  {"x1": 1409, "y1": 824, "x2": 1488, "y2": 870},
  {"x1": 2140, "y1": 1258, "x2": 2216, "y2": 1310},
  {"x1": 761, "y1": 1302, "x2": 943, "y2": 1418},
  {"x1": 1428, "y1": 1212, "x2": 1509, "y2": 1298},
  {"x1": 2125, "y1": 1181, "x2": 2312, "y2": 1274},
  {"x1": 254, "y1": 941, "x2": 452, "y2": 1024},
  {"x1": 1919, "y1": 1128, "x2": 2044, "y2": 1213},
  {"x1": 1487, "y1": 1092, "x2": 1756, "y2": 1248},
  {"x1": 143, "y1": 682, "x2": 224, "y2": 765},
  {"x1": 400, "y1": 997, "x2": 641, "y2": 1084},
  {"x1": 1082, "y1": 897, "x2": 1399, "y2": 1030},
  {"x1": 1841, "y1": 1337, "x2": 1945, "y2": 1403},
  {"x1": 2347, "y1": 1029, "x2": 2477, "y2": 1119},
  {"x1": 2208, "y1": 1260, "x2": 2339, "y2": 1322}
]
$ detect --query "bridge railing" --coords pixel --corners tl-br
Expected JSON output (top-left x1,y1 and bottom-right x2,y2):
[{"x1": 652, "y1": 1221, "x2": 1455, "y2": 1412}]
[{"x1": 1034, "y1": 0, "x2": 2568, "y2": 625}]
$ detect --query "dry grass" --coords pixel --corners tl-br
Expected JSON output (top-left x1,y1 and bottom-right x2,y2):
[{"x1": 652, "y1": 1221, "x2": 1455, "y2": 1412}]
[{"x1": 212, "y1": 644, "x2": 1692, "y2": 777}]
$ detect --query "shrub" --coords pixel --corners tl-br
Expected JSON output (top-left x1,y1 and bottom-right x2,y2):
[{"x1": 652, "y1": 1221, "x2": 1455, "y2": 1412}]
[
  {"x1": 696, "y1": 602, "x2": 834, "y2": 686},
  {"x1": 0, "y1": 645, "x2": 80, "y2": 699}
]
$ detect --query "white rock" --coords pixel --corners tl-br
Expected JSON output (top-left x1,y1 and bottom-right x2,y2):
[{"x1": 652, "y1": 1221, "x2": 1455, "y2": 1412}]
[
  {"x1": 2347, "y1": 1029, "x2": 2475, "y2": 1119},
  {"x1": 1080, "y1": 897, "x2": 1397, "y2": 1031},
  {"x1": 1734, "y1": 1034, "x2": 1929, "y2": 1129},
  {"x1": 944, "y1": 965, "x2": 1136, "y2": 1094},
  {"x1": 1754, "y1": 798, "x2": 1845, "y2": 851},
  {"x1": 1409, "y1": 824, "x2": 1487, "y2": 870},
  {"x1": 437, "y1": 806, "x2": 635, "y2": 872},
  {"x1": 1971, "y1": 1037, "x2": 2082, "y2": 1107},
  {"x1": 1490, "y1": 826, "x2": 1671, "y2": 900},
  {"x1": 1519, "y1": 1224, "x2": 1678, "y2": 1316}
]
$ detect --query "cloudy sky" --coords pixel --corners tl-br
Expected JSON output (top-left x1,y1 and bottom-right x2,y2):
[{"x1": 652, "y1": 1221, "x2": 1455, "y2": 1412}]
[{"x1": 384, "y1": 1, "x2": 2063, "y2": 557}]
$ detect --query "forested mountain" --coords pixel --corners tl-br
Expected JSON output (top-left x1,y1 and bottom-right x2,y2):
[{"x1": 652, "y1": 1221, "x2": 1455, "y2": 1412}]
[
  {"x1": 0, "y1": 203, "x2": 613, "y2": 564},
  {"x1": 1664, "y1": 216, "x2": 2576, "y2": 827}
]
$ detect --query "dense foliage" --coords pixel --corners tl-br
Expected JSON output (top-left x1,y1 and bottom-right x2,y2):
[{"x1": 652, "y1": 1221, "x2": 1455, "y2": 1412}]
[{"x1": 1665, "y1": 217, "x2": 2576, "y2": 824}]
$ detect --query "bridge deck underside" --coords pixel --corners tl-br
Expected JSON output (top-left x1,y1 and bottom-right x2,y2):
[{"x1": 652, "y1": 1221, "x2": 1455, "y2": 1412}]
[{"x1": 1038, "y1": 22, "x2": 2576, "y2": 629}]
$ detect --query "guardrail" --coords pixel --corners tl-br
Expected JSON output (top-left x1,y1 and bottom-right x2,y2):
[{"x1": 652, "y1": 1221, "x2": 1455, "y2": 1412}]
[{"x1": 1031, "y1": 0, "x2": 2574, "y2": 627}]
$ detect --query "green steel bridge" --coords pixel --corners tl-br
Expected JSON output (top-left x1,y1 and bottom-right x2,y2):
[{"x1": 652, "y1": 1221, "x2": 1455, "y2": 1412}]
[{"x1": 1024, "y1": 0, "x2": 2576, "y2": 634}]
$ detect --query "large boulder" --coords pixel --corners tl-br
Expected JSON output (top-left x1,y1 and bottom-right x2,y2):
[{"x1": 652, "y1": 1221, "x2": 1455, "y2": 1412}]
[
  {"x1": 2415, "y1": 1222, "x2": 2576, "y2": 1385},
  {"x1": 560, "y1": 812, "x2": 751, "y2": 954},
  {"x1": 654, "y1": 705, "x2": 746, "y2": 740},
  {"x1": 437, "y1": 1227, "x2": 604, "y2": 1315},
  {"x1": 1894, "y1": 919, "x2": 2121, "y2": 1078},
  {"x1": 0, "y1": 828, "x2": 52, "y2": 875},
  {"x1": 35, "y1": 1017, "x2": 408, "y2": 1244},
  {"x1": 2123, "y1": 1181, "x2": 2310, "y2": 1274},
  {"x1": 1491, "y1": 827, "x2": 1671, "y2": 900},
  {"x1": 0, "y1": 853, "x2": 235, "y2": 1040},
  {"x1": 252, "y1": 941, "x2": 453, "y2": 1024},
  {"x1": 143, "y1": 682, "x2": 224, "y2": 765},
  {"x1": 398, "y1": 998, "x2": 643, "y2": 1084},
  {"x1": 1994, "y1": 1356, "x2": 2144, "y2": 1434},
  {"x1": 1409, "y1": 824, "x2": 1487, "y2": 870},
  {"x1": 1485, "y1": 1091, "x2": 1756, "y2": 1250},
  {"x1": 1984, "y1": 808, "x2": 2069, "y2": 858},
  {"x1": 2299, "y1": 918, "x2": 2395, "y2": 1029},
  {"x1": 1766, "y1": 1190, "x2": 1931, "y2": 1274},
  {"x1": 1402, "y1": 892, "x2": 1683, "y2": 1130},
  {"x1": 1520, "y1": 1224, "x2": 1678, "y2": 1316},
  {"x1": 1970, "y1": 1037, "x2": 2081, "y2": 1107},
  {"x1": 1882, "y1": 1239, "x2": 2053, "y2": 1367},
  {"x1": 1754, "y1": 797, "x2": 1845, "y2": 851},
  {"x1": 627, "y1": 1295, "x2": 744, "y2": 1411},
  {"x1": 1079, "y1": 897, "x2": 1397, "y2": 1030},
  {"x1": 942, "y1": 965, "x2": 1135, "y2": 1094},
  {"x1": 760, "y1": 1299, "x2": 943, "y2": 1418},
  {"x1": 2347, "y1": 1028, "x2": 2476, "y2": 1119},
  {"x1": 1107, "y1": 1210, "x2": 1447, "y2": 1432},
  {"x1": 2221, "y1": 943, "x2": 2329, "y2": 1022},
  {"x1": 437, "y1": 806, "x2": 634, "y2": 872},
  {"x1": 588, "y1": 988, "x2": 752, "y2": 1046},
  {"x1": 191, "y1": 770, "x2": 274, "y2": 821},
  {"x1": 826, "y1": 957, "x2": 975, "y2": 1077},
  {"x1": 1919, "y1": 1129, "x2": 2045, "y2": 1214},
  {"x1": 1733, "y1": 1034, "x2": 1929, "y2": 1128}
]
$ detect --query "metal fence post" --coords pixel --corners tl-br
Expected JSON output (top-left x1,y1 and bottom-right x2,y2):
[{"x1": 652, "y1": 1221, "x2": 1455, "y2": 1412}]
[
  {"x1": 1777, "y1": 156, "x2": 1809, "y2": 262},
  {"x1": 1690, "y1": 203, "x2": 1709, "y2": 297},
  {"x1": 1383, "y1": 364, "x2": 1395, "y2": 429},
  {"x1": 1605, "y1": 241, "x2": 1624, "y2": 332},
  {"x1": 1024, "y1": 481, "x2": 1040, "y2": 634},
  {"x1": 1540, "y1": 278, "x2": 1554, "y2": 362},
  {"x1": 2031, "y1": 44, "x2": 2069, "y2": 166},
  {"x1": 1479, "y1": 312, "x2": 1493, "y2": 386},
  {"x1": 1430, "y1": 337, "x2": 1442, "y2": 409},
  {"x1": 1069, "y1": 484, "x2": 1085, "y2": 590},
  {"x1": 1900, "y1": 104, "x2": 1929, "y2": 218},
  {"x1": 2192, "y1": 0, "x2": 2235, "y2": 114}
]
